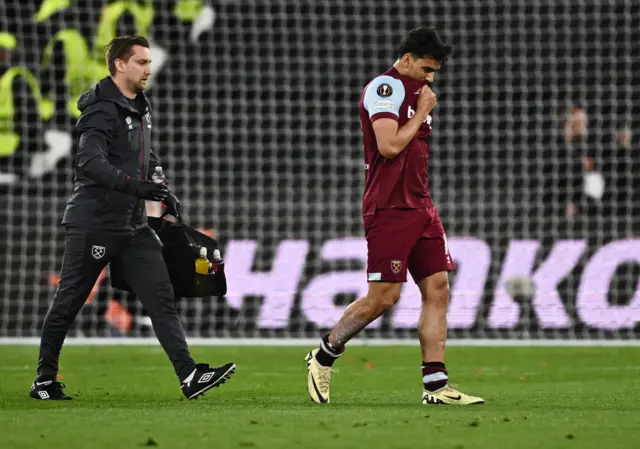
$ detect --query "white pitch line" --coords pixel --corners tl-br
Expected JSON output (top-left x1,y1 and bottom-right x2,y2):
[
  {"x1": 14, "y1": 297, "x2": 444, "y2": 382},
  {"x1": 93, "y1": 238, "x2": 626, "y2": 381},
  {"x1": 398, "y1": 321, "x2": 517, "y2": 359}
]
[{"x1": 1, "y1": 337, "x2": 640, "y2": 347}]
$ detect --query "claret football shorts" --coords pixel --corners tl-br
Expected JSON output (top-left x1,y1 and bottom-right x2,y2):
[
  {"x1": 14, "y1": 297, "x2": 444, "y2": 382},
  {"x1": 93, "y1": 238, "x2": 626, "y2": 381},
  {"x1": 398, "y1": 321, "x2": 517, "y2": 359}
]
[{"x1": 363, "y1": 207, "x2": 455, "y2": 284}]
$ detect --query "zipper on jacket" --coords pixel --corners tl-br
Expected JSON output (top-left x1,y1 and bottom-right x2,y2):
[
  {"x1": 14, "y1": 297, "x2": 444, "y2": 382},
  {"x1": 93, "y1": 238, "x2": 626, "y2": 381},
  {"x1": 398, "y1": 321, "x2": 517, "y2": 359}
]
[
  {"x1": 130, "y1": 115, "x2": 146, "y2": 229},
  {"x1": 140, "y1": 121, "x2": 145, "y2": 180}
]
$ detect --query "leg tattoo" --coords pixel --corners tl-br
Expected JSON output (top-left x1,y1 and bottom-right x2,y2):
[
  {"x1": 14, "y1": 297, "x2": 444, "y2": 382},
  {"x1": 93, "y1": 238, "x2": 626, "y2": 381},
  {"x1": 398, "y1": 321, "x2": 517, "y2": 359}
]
[{"x1": 332, "y1": 318, "x2": 368, "y2": 346}]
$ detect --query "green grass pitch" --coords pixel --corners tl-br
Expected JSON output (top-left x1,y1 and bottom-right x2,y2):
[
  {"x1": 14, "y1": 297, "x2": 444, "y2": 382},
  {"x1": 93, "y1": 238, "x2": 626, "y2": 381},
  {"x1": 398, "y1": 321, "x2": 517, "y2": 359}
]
[{"x1": 1, "y1": 345, "x2": 639, "y2": 449}]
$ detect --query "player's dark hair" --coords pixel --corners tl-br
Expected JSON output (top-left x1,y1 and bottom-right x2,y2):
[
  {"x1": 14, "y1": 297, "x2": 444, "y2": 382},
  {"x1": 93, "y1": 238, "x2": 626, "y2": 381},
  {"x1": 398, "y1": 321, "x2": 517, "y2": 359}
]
[
  {"x1": 105, "y1": 35, "x2": 149, "y2": 76},
  {"x1": 397, "y1": 26, "x2": 452, "y2": 62}
]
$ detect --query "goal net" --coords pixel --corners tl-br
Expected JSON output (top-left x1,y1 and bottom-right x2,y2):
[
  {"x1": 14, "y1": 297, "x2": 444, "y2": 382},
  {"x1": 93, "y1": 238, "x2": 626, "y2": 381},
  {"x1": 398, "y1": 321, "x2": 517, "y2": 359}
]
[{"x1": 0, "y1": 0, "x2": 638, "y2": 341}]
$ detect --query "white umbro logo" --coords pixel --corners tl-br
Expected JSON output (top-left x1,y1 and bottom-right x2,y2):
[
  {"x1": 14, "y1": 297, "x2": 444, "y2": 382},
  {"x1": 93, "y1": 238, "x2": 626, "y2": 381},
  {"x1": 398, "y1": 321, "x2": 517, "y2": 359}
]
[
  {"x1": 91, "y1": 245, "x2": 106, "y2": 259},
  {"x1": 38, "y1": 391, "x2": 50, "y2": 399},
  {"x1": 198, "y1": 372, "x2": 215, "y2": 383}
]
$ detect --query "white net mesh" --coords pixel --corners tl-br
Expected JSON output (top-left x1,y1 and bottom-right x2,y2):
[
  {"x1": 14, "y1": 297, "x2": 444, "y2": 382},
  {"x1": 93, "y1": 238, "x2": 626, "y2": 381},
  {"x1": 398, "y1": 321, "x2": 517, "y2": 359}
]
[{"x1": 0, "y1": 0, "x2": 638, "y2": 340}]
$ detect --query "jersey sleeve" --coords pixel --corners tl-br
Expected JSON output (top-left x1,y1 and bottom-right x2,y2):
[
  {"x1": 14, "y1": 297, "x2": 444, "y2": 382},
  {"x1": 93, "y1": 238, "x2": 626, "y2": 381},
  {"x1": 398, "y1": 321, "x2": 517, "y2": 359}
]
[{"x1": 363, "y1": 76, "x2": 406, "y2": 123}]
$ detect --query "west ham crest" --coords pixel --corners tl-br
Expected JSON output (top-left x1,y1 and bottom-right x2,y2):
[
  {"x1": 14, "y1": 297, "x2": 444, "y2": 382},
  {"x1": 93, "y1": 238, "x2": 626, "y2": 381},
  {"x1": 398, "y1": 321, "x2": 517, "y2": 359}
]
[
  {"x1": 391, "y1": 260, "x2": 401, "y2": 274},
  {"x1": 91, "y1": 245, "x2": 106, "y2": 260}
]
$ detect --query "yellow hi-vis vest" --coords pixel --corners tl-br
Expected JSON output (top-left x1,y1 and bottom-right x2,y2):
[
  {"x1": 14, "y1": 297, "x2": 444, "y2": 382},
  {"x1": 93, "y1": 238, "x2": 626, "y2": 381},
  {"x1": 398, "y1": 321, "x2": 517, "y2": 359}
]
[{"x1": 0, "y1": 67, "x2": 54, "y2": 157}]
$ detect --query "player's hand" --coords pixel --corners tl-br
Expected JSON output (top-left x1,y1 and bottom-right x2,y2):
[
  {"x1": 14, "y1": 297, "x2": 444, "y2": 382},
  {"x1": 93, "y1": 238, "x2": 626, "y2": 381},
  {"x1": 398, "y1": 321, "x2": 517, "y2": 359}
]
[{"x1": 417, "y1": 85, "x2": 437, "y2": 117}]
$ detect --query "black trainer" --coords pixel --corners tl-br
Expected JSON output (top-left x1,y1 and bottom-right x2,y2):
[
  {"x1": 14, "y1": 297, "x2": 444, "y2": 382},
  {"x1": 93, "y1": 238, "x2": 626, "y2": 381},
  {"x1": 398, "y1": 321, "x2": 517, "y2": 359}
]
[
  {"x1": 181, "y1": 362, "x2": 236, "y2": 400},
  {"x1": 29, "y1": 379, "x2": 72, "y2": 400}
]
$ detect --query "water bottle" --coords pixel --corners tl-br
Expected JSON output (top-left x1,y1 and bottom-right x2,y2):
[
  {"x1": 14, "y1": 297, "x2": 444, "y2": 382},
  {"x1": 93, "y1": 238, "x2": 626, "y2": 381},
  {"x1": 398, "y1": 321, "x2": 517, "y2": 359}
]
[
  {"x1": 151, "y1": 166, "x2": 168, "y2": 185},
  {"x1": 147, "y1": 166, "x2": 168, "y2": 217}
]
